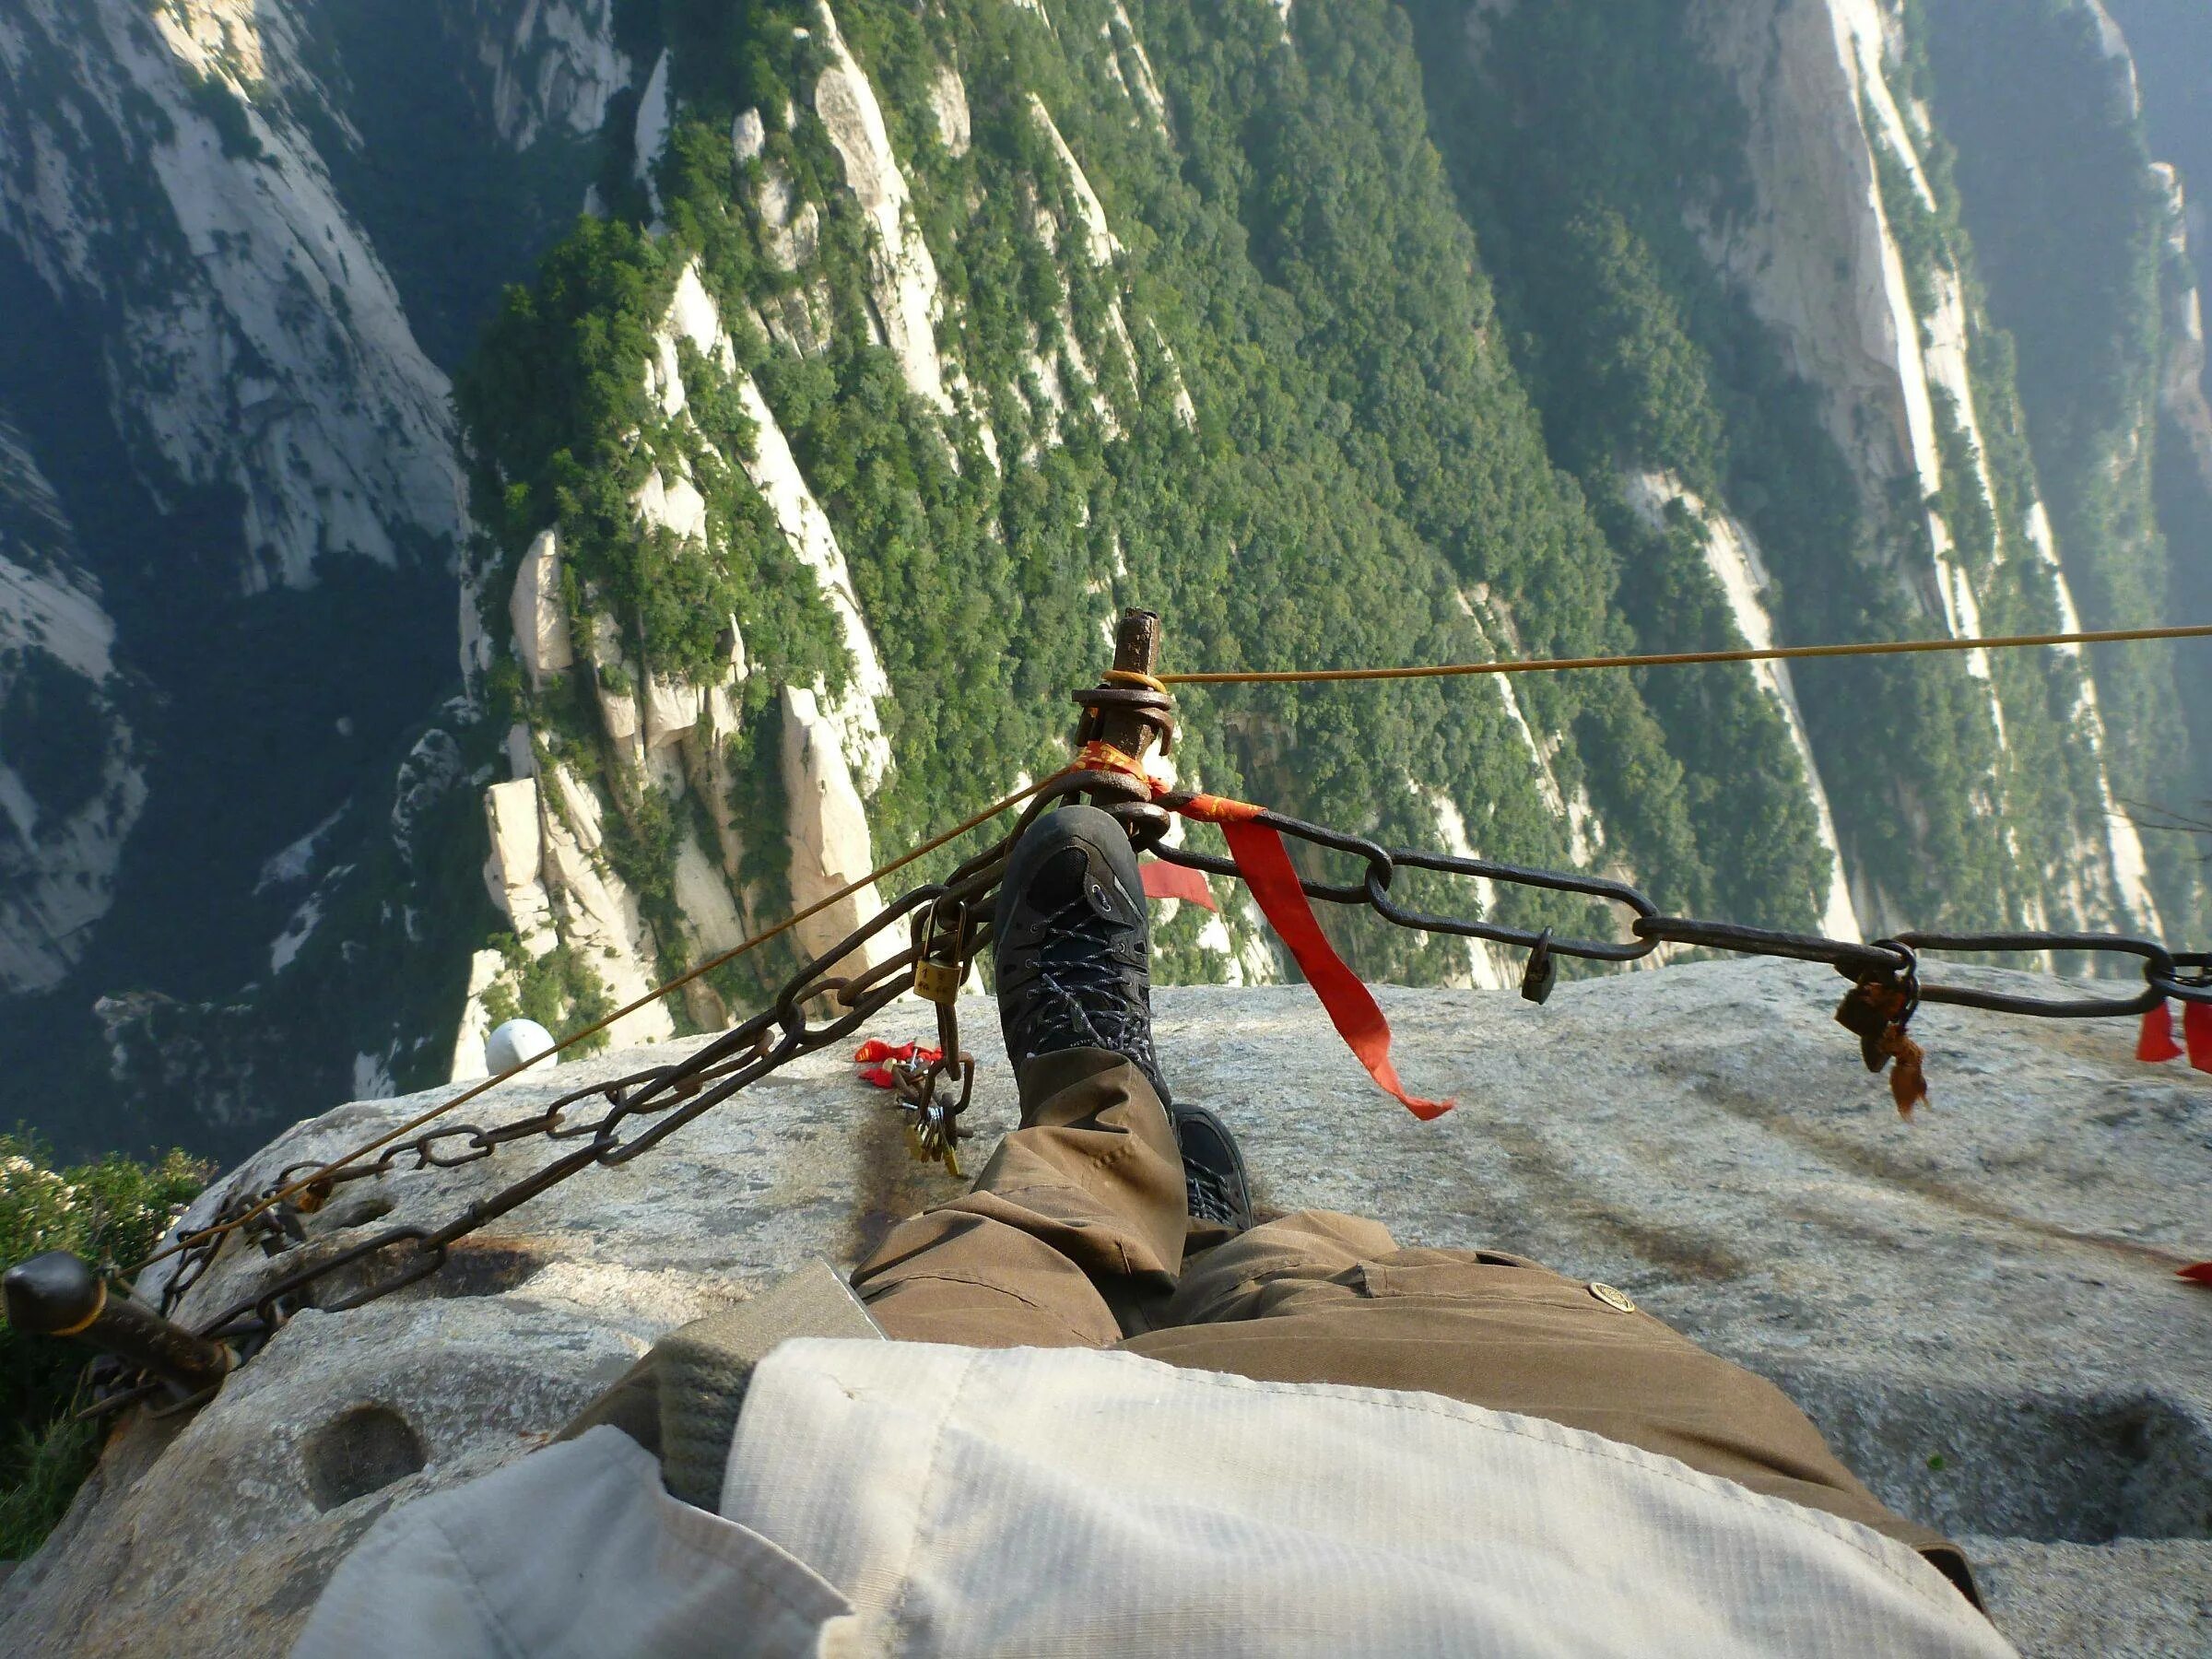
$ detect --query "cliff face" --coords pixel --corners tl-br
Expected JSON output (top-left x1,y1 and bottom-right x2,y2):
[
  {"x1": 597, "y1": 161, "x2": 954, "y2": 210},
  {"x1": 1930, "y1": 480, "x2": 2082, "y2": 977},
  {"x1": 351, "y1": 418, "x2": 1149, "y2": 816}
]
[
  {"x1": 5, "y1": 962, "x2": 2206, "y2": 1653},
  {"x1": 0, "y1": 0, "x2": 622, "y2": 1154},
  {"x1": 4, "y1": 0, "x2": 2210, "y2": 1158},
  {"x1": 0, "y1": 418, "x2": 144, "y2": 995}
]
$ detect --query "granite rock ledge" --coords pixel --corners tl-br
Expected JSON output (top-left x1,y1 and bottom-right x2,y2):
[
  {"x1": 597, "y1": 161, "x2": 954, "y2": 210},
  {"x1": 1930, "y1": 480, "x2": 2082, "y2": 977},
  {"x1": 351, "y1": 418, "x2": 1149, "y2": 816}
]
[{"x1": 3, "y1": 959, "x2": 2207, "y2": 1656}]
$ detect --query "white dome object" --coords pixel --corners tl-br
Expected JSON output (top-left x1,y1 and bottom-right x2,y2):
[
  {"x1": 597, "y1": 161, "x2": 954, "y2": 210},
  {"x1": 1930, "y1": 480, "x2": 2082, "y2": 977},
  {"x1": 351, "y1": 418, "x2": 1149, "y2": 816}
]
[{"x1": 485, "y1": 1018, "x2": 557, "y2": 1076}]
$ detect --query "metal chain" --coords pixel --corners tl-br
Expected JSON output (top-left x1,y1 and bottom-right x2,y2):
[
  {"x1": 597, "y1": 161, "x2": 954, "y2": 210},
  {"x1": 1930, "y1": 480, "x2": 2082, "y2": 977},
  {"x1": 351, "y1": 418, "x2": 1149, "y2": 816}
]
[
  {"x1": 1135, "y1": 790, "x2": 2211, "y2": 1018},
  {"x1": 89, "y1": 761, "x2": 2208, "y2": 1418},
  {"x1": 92, "y1": 802, "x2": 1050, "y2": 1418}
]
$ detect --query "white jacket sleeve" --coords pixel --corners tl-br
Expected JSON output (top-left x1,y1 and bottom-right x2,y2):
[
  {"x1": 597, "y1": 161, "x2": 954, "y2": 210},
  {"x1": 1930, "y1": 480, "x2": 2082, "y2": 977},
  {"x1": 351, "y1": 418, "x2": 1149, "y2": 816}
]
[{"x1": 292, "y1": 1425, "x2": 849, "y2": 1659}]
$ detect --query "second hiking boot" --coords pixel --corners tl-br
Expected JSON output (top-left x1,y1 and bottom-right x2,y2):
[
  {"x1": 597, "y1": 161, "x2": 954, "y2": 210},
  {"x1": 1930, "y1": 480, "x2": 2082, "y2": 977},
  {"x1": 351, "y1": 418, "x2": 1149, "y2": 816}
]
[
  {"x1": 993, "y1": 805, "x2": 1168, "y2": 1104},
  {"x1": 1173, "y1": 1102, "x2": 1254, "y2": 1235}
]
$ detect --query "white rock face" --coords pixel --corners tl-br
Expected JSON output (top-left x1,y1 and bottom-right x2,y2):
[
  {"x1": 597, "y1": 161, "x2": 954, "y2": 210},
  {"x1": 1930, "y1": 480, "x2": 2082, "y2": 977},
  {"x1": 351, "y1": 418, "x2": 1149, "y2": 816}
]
[
  {"x1": 1416, "y1": 783, "x2": 1520, "y2": 992},
  {"x1": 1146, "y1": 318, "x2": 1200, "y2": 429},
  {"x1": 671, "y1": 831, "x2": 748, "y2": 955},
  {"x1": 757, "y1": 165, "x2": 822, "y2": 270},
  {"x1": 1453, "y1": 587, "x2": 1598, "y2": 868},
  {"x1": 733, "y1": 105, "x2": 768, "y2": 163},
  {"x1": 10, "y1": 962, "x2": 2206, "y2": 1655},
  {"x1": 477, "y1": 0, "x2": 628, "y2": 149},
  {"x1": 507, "y1": 529, "x2": 573, "y2": 688},
  {"x1": 539, "y1": 764, "x2": 675, "y2": 1048},
  {"x1": 0, "y1": 0, "x2": 465, "y2": 592},
  {"x1": 2155, "y1": 165, "x2": 2212, "y2": 504},
  {"x1": 809, "y1": 1, "x2": 955, "y2": 416},
  {"x1": 447, "y1": 946, "x2": 508, "y2": 1083},
  {"x1": 0, "y1": 425, "x2": 146, "y2": 994},
  {"x1": 1687, "y1": 0, "x2": 2158, "y2": 936},
  {"x1": 779, "y1": 685, "x2": 897, "y2": 976},
  {"x1": 638, "y1": 261, "x2": 893, "y2": 792},
  {"x1": 635, "y1": 465, "x2": 710, "y2": 547},
  {"x1": 1623, "y1": 472, "x2": 1861, "y2": 942},
  {"x1": 929, "y1": 63, "x2": 971, "y2": 157},
  {"x1": 1105, "y1": 3, "x2": 1170, "y2": 138},
  {"x1": 1030, "y1": 95, "x2": 1122, "y2": 266},
  {"x1": 482, "y1": 777, "x2": 555, "y2": 950},
  {"x1": 734, "y1": 374, "x2": 893, "y2": 790},
  {"x1": 632, "y1": 48, "x2": 673, "y2": 209}
]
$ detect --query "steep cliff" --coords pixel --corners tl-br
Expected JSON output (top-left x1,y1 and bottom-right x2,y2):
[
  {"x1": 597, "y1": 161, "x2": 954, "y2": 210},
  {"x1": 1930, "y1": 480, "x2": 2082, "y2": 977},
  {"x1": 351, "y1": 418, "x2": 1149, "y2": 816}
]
[
  {"x1": 4, "y1": 0, "x2": 2207, "y2": 1159},
  {"x1": 0, "y1": 0, "x2": 624, "y2": 1155},
  {"x1": 453, "y1": 0, "x2": 2210, "y2": 1077},
  {"x1": 1413, "y1": 0, "x2": 2184, "y2": 943},
  {"x1": 0, "y1": 418, "x2": 144, "y2": 996}
]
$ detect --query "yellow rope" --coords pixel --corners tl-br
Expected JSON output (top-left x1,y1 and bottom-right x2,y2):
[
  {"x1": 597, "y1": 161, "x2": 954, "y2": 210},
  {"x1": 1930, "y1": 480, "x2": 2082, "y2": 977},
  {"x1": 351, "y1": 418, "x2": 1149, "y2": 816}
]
[
  {"x1": 135, "y1": 767, "x2": 1074, "y2": 1275},
  {"x1": 1158, "y1": 622, "x2": 2212, "y2": 685}
]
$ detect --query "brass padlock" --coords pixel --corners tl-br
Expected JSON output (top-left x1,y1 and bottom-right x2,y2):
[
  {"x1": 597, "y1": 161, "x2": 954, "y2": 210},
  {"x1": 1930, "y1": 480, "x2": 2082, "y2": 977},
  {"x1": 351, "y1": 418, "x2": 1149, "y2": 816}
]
[{"x1": 914, "y1": 959, "x2": 961, "y2": 1005}]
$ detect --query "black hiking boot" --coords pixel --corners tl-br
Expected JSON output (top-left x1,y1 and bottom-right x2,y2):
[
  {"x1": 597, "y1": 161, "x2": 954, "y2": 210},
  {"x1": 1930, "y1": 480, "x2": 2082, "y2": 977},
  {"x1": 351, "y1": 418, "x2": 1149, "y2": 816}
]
[
  {"x1": 1173, "y1": 1102, "x2": 1253, "y2": 1236},
  {"x1": 993, "y1": 805, "x2": 1168, "y2": 1105}
]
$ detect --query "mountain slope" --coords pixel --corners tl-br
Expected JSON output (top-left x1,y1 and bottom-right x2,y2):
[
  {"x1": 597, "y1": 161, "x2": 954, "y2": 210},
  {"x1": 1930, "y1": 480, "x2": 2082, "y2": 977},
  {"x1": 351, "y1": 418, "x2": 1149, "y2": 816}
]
[
  {"x1": 454, "y1": 0, "x2": 2206, "y2": 1066},
  {"x1": 1, "y1": 0, "x2": 2205, "y2": 1159}
]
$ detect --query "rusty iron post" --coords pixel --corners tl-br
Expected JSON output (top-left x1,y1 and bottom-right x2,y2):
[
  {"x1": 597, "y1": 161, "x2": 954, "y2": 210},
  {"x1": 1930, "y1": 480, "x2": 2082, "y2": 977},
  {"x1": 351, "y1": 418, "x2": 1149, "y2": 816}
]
[{"x1": 4, "y1": 1250, "x2": 232, "y2": 1400}]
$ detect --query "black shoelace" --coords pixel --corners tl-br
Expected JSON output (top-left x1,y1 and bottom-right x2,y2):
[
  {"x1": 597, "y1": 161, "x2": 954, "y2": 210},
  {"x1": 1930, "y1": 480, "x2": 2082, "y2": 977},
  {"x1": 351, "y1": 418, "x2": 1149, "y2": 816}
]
[
  {"x1": 1185, "y1": 1160, "x2": 1242, "y2": 1228},
  {"x1": 1015, "y1": 888, "x2": 1159, "y2": 1077}
]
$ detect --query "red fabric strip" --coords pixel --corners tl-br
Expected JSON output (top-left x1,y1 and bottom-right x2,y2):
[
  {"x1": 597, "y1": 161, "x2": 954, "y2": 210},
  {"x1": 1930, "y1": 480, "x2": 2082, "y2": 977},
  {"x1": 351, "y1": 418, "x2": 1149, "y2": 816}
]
[
  {"x1": 1140, "y1": 859, "x2": 1218, "y2": 911},
  {"x1": 1175, "y1": 794, "x2": 1450, "y2": 1120},
  {"x1": 2180, "y1": 1262, "x2": 2212, "y2": 1288},
  {"x1": 2138, "y1": 1001, "x2": 2183, "y2": 1064},
  {"x1": 854, "y1": 1040, "x2": 940, "y2": 1088},
  {"x1": 2185, "y1": 1000, "x2": 2212, "y2": 1075}
]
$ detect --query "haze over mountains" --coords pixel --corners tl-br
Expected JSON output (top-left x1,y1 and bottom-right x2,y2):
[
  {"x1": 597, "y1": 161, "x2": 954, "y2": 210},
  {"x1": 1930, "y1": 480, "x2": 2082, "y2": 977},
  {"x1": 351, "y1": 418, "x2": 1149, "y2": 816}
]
[{"x1": 1, "y1": 0, "x2": 2206, "y2": 1160}]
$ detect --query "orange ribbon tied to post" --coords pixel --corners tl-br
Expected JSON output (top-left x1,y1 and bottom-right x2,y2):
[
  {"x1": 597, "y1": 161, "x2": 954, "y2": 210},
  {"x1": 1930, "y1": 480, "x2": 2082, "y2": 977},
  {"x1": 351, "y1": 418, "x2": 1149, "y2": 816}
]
[{"x1": 1175, "y1": 793, "x2": 1453, "y2": 1121}]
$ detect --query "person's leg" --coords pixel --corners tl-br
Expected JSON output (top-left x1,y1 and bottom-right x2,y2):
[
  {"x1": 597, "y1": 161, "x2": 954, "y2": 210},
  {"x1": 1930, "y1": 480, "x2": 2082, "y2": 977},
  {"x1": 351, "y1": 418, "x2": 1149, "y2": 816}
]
[
  {"x1": 849, "y1": 1052, "x2": 1189, "y2": 1346},
  {"x1": 1126, "y1": 1213, "x2": 1976, "y2": 1600},
  {"x1": 853, "y1": 803, "x2": 1202, "y2": 1346}
]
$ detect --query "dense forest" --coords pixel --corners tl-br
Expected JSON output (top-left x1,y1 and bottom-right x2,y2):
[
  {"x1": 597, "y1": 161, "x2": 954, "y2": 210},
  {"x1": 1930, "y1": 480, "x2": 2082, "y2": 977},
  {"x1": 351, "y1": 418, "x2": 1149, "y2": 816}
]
[{"x1": 446, "y1": 0, "x2": 2206, "y2": 1062}]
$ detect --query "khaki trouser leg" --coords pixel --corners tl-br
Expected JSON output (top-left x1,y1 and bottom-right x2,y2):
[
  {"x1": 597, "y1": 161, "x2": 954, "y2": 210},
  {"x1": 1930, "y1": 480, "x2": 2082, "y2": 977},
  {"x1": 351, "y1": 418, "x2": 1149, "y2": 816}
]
[
  {"x1": 850, "y1": 1048, "x2": 1188, "y2": 1347},
  {"x1": 850, "y1": 1049, "x2": 1975, "y2": 1602}
]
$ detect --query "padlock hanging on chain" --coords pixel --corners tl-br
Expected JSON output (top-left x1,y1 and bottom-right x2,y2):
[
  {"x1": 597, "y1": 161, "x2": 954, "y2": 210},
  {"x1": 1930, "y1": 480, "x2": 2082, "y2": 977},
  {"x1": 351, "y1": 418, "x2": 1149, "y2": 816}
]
[{"x1": 913, "y1": 898, "x2": 971, "y2": 1006}]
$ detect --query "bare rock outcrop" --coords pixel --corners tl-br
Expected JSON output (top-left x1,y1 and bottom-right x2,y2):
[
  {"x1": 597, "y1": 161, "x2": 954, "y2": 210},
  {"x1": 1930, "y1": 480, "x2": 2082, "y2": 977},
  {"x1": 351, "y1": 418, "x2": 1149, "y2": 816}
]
[
  {"x1": 506, "y1": 529, "x2": 573, "y2": 690},
  {"x1": 779, "y1": 684, "x2": 897, "y2": 977},
  {"x1": 4, "y1": 960, "x2": 2206, "y2": 1655},
  {"x1": 479, "y1": 778, "x2": 555, "y2": 952},
  {"x1": 0, "y1": 423, "x2": 146, "y2": 994},
  {"x1": 810, "y1": 0, "x2": 953, "y2": 416}
]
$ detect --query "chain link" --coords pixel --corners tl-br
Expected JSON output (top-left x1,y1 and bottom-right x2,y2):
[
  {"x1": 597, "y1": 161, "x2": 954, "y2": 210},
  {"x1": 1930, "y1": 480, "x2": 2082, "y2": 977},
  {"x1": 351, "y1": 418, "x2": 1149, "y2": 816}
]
[
  {"x1": 99, "y1": 804, "x2": 1047, "y2": 1416},
  {"x1": 1145, "y1": 791, "x2": 2212, "y2": 1018}
]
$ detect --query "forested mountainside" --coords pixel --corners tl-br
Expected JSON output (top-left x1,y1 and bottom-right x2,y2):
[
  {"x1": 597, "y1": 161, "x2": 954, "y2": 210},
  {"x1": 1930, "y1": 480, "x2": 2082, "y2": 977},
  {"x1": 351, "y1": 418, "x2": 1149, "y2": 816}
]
[{"x1": 1, "y1": 0, "x2": 2206, "y2": 1161}]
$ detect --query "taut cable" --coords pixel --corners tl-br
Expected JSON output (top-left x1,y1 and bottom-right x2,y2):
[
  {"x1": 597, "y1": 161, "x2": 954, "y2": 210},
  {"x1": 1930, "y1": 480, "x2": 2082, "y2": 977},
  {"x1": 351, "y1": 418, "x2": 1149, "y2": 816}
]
[{"x1": 1157, "y1": 622, "x2": 2212, "y2": 685}]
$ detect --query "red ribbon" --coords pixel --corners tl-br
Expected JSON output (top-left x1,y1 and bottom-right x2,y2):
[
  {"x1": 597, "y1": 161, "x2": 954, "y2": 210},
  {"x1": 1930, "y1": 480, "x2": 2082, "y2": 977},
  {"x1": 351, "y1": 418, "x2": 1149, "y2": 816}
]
[
  {"x1": 1178, "y1": 794, "x2": 1453, "y2": 1120},
  {"x1": 2139, "y1": 1001, "x2": 2183, "y2": 1063},
  {"x1": 1139, "y1": 858, "x2": 1218, "y2": 912},
  {"x1": 2181, "y1": 1262, "x2": 2212, "y2": 1288},
  {"x1": 853, "y1": 1040, "x2": 941, "y2": 1089},
  {"x1": 2139, "y1": 1000, "x2": 2212, "y2": 1073}
]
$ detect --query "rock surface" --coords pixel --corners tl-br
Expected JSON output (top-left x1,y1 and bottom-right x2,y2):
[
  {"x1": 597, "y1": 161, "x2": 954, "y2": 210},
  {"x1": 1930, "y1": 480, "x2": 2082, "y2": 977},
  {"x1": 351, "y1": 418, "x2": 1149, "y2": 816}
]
[{"x1": 4, "y1": 959, "x2": 2207, "y2": 1655}]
